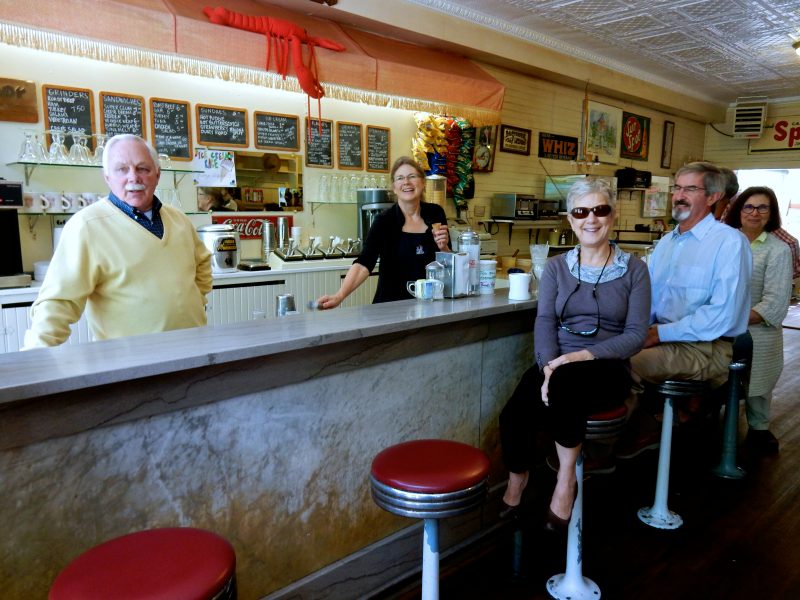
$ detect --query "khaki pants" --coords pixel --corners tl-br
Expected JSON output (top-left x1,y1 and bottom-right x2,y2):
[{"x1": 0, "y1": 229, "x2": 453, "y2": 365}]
[{"x1": 630, "y1": 340, "x2": 734, "y2": 392}]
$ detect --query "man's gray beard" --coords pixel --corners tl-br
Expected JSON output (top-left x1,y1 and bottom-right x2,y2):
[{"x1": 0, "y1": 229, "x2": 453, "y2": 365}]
[{"x1": 672, "y1": 206, "x2": 689, "y2": 222}]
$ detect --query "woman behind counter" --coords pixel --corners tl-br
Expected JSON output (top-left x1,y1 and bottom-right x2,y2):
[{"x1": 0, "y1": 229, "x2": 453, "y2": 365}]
[
  {"x1": 724, "y1": 186, "x2": 792, "y2": 454},
  {"x1": 317, "y1": 157, "x2": 450, "y2": 308},
  {"x1": 498, "y1": 178, "x2": 650, "y2": 528}
]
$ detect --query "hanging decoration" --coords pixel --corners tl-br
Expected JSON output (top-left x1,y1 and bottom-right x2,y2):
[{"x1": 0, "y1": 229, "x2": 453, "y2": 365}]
[
  {"x1": 412, "y1": 112, "x2": 475, "y2": 212},
  {"x1": 202, "y1": 6, "x2": 345, "y2": 136}
]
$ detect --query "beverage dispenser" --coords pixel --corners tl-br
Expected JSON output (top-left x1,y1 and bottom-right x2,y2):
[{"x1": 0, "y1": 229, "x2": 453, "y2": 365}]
[{"x1": 357, "y1": 188, "x2": 392, "y2": 240}]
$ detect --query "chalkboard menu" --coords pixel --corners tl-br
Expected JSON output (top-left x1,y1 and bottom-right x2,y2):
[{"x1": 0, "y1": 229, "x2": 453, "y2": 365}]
[
  {"x1": 337, "y1": 121, "x2": 363, "y2": 170},
  {"x1": 149, "y1": 98, "x2": 192, "y2": 161},
  {"x1": 254, "y1": 111, "x2": 299, "y2": 151},
  {"x1": 196, "y1": 104, "x2": 248, "y2": 147},
  {"x1": 101, "y1": 92, "x2": 145, "y2": 138},
  {"x1": 305, "y1": 118, "x2": 333, "y2": 168},
  {"x1": 42, "y1": 85, "x2": 96, "y2": 150},
  {"x1": 366, "y1": 125, "x2": 390, "y2": 172}
]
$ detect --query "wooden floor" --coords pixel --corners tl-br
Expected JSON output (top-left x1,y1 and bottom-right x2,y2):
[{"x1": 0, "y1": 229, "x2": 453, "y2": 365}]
[{"x1": 378, "y1": 327, "x2": 800, "y2": 600}]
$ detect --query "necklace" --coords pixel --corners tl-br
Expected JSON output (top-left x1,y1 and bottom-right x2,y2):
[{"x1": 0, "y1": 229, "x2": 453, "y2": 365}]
[{"x1": 558, "y1": 244, "x2": 612, "y2": 337}]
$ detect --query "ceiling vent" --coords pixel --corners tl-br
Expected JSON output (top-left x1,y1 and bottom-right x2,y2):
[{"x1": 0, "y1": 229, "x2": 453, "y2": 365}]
[{"x1": 732, "y1": 96, "x2": 768, "y2": 139}]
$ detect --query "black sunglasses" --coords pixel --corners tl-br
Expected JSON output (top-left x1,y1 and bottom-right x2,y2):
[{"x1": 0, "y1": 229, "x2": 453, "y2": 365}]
[{"x1": 570, "y1": 205, "x2": 612, "y2": 219}]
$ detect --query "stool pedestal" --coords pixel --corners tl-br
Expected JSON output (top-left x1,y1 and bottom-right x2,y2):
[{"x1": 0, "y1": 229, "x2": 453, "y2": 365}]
[
  {"x1": 638, "y1": 379, "x2": 708, "y2": 529},
  {"x1": 370, "y1": 439, "x2": 490, "y2": 600},
  {"x1": 712, "y1": 361, "x2": 747, "y2": 480},
  {"x1": 547, "y1": 405, "x2": 627, "y2": 600}
]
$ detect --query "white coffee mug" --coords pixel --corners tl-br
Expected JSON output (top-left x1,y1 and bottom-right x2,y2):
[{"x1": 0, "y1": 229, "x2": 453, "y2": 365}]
[
  {"x1": 44, "y1": 193, "x2": 69, "y2": 213},
  {"x1": 508, "y1": 272, "x2": 533, "y2": 301},
  {"x1": 36, "y1": 193, "x2": 58, "y2": 213},
  {"x1": 407, "y1": 278, "x2": 444, "y2": 301},
  {"x1": 62, "y1": 193, "x2": 87, "y2": 213},
  {"x1": 80, "y1": 192, "x2": 99, "y2": 205}
]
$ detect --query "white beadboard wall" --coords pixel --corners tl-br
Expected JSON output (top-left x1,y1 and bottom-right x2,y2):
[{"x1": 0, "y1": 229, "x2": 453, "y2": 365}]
[{"x1": 468, "y1": 64, "x2": 707, "y2": 257}]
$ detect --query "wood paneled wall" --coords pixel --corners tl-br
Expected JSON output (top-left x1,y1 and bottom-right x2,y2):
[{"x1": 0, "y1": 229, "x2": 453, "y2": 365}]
[{"x1": 468, "y1": 64, "x2": 707, "y2": 256}]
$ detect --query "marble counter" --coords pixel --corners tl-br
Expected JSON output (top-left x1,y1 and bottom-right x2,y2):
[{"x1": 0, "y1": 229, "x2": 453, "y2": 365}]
[{"x1": 0, "y1": 291, "x2": 536, "y2": 599}]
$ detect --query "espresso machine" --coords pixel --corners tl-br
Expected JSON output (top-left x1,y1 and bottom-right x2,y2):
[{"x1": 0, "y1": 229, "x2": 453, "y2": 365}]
[{"x1": 357, "y1": 188, "x2": 392, "y2": 240}]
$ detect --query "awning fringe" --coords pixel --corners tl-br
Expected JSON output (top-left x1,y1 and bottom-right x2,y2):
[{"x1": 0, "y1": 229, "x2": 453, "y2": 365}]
[{"x1": 0, "y1": 21, "x2": 500, "y2": 125}]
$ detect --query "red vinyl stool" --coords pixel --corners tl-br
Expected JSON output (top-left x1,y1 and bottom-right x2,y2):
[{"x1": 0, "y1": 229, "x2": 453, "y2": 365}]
[
  {"x1": 547, "y1": 405, "x2": 628, "y2": 600},
  {"x1": 49, "y1": 527, "x2": 237, "y2": 600},
  {"x1": 371, "y1": 439, "x2": 490, "y2": 600}
]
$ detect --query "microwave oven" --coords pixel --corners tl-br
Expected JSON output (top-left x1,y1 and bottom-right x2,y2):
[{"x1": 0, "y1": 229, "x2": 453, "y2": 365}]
[{"x1": 491, "y1": 193, "x2": 538, "y2": 219}]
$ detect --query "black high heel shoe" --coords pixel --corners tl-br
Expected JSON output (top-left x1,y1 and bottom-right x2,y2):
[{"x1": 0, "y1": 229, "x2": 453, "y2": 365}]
[
  {"x1": 499, "y1": 500, "x2": 521, "y2": 520},
  {"x1": 543, "y1": 486, "x2": 578, "y2": 532}
]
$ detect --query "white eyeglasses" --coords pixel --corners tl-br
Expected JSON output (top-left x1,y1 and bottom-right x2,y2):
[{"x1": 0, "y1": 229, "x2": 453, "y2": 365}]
[{"x1": 393, "y1": 174, "x2": 421, "y2": 183}]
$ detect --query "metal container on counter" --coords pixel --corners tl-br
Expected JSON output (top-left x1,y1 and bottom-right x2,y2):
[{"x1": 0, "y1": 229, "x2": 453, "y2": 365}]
[{"x1": 197, "y1": 224, "x2": 240, "y2": 273}]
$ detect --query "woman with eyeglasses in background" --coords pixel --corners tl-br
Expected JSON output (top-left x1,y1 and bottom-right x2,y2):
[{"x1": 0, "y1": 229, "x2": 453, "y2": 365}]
[
  {"x1": 317, "y1": 156, "x2": 450, "y2": 308},
  {"x1": 724, "y1": 186, "x2": 792, "y2": 454},
  {"x1": 498, "y1": 178, "x2": 650, "y2": 529}
]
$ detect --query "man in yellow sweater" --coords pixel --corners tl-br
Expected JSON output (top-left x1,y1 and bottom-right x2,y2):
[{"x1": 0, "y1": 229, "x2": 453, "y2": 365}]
[{"x1": 23, "y1": 135, "x2": 212, "y2": 348}]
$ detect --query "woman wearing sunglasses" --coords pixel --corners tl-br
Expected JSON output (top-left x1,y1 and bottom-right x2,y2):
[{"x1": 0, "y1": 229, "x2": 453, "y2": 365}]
[
  {"x1": 724, "y1": 186, "x2": 792, "y2": 454},
  {"x1": 499, "y1": 178, "x2": 650, "y2": 529}
]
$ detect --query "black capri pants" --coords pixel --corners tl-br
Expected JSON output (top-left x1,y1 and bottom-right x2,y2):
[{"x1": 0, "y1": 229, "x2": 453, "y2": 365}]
[{"x1": 499, "y1": 359, "x2": 631, "y2": 473}]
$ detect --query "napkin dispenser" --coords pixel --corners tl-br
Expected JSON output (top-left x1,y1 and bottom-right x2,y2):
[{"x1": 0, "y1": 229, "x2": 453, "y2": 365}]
[{"x1": 436, "y1": 251, "x2": 471, "y2": 298}]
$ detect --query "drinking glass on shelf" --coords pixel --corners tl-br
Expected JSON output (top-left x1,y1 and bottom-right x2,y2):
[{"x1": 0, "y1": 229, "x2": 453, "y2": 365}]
[
  {"x1": 18, "y1": 130, "x2": 40, "y2": 162},
  {"x1": 368, "y1": 174, "x2": 378, "y2": 188},
  {"x1": 92, "y1": 133, "x2": 107, "y2": 165},
  {"x1": 350, "y1": 175, "x2": 359, "y2": 201},
  {"x1": 68, "y1": 131, "x2": 91, "y2": 164},
  {"x1": 318, "y1": 175, "x2": 329, "y2": 201},
  {"x1": 330, "y1": 174, "x2": 341, "y2": 203},
  {"x1": 47, "y1": 129, "x2": 69, "y2": 163}
]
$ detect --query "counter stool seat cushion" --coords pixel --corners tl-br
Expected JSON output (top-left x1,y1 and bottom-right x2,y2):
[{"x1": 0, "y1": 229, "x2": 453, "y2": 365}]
[
  {"x1": 371, "y1": 439, "x2": 490, "y2": 494},
  {"x1": 49, "y1": 527, "x2": 236, "y2": 600}
]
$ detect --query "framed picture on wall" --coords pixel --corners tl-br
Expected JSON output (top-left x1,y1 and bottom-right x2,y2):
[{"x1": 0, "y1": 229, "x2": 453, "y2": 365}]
[
  {"x1": 620, "y1": 112, "x2": 650, "y2": 161},
  {"x1": 661, "y1": 121, "x2": 675, "y2": 169},
  {"x1": 642, "y1": 188, "x2": 669, "y2": 218},
  {"x1": 499, "y1": 124, "x2": 532, "y2": 155},
  {"x1": 585, "y1": 100, "x2": 622, "y2": 164},
  {"x1": 473, "y1": 125, "x2": 498, "y2": 171}
]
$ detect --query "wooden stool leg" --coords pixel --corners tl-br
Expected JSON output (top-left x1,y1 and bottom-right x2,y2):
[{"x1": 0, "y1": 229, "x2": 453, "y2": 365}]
[
  {"x1": 546, "y1": 453, "x2": 600, "y2": 599},
  {"x1": 713, "y1": 362, "x2": 746, "y2": 480},
  {"x1": 422, "y1": 518, "x2": 439, "y2": 600},
  {"x1": 638, "y1": 397, "x2": 683, "y2": 529}
]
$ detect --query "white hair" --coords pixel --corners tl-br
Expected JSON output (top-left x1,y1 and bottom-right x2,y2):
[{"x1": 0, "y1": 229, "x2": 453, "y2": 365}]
[
  {"x1": 102, "y1": 134, "x2": 160, "y2": 175},
  {"x1": 565, "y1": 177, "x2": 615, "y2": 211}
]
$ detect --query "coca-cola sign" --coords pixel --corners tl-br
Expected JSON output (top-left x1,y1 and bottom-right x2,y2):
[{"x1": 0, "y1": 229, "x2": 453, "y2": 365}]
[{"x1": 211, "y1": 214, "x2": 293, "y2": 239}]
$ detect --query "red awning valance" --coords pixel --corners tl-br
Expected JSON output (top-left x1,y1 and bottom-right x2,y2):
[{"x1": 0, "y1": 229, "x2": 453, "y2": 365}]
[{"x1": 0, "y1": 0, "x2": 504, "y2": 123}]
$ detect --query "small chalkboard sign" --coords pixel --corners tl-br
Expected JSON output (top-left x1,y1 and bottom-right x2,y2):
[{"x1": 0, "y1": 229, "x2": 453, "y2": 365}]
[
  {"x1": 43, "y1": 84, "x2": 96, "y2": 150},
  {"x1": 254, "y1": 111, "x2": 299, "y2": 151},
  {"x1": 196, "y1": 104, "x2": 248, "y2": 147},
  {"x1": 101, "y1": 92, "x2": 145, "y2": 139},
  {"x1": 305, "y1": 118, "x2": 333, "y2": 168},
  {"x1": 366, "y1": 125, "x2": 390, "y2": 173},
  {"x1": 150, "y1": 97, "x2": 192, "y2": 161},
  {"x1": 337, "y1": 121, "x2": 363, "y2": 170}
]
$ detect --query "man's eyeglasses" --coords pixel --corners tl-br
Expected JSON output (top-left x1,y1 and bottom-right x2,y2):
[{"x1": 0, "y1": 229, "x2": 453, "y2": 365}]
[
  {"x1": 393, "y1": 174, "x2": 421, "y2": 183},
  {"x1": 569, "y1": 205, "x2": 612, "y2": 219},
  {"x1": 742, "y1": 204, "x2": 770, "y2": 214},
  {"x1": 670, "y1": 184, "x2": 707, "y2": 194}
]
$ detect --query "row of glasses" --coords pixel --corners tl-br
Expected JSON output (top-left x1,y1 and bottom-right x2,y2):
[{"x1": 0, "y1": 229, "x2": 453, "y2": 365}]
[
  {"x1": 317, "y1": 172, "x2": 390, "y2": 202},
  {"x1": 18, "y1": 129, "x2": 108, "y2": 166}
]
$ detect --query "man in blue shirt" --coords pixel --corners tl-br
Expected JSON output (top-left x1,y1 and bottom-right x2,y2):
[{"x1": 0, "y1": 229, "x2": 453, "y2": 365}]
[{"x1": 619, "y1": 162, "x2": 752, "y2": 457}]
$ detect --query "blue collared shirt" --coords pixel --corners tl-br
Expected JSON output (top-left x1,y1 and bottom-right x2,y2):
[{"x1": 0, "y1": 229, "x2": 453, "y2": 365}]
[
  {"x1": 107, "y1": 192, "x2": 165, "y2": 239},
  {"x1": 649, "y1": 213, "x2": 752, "y2": 342}
]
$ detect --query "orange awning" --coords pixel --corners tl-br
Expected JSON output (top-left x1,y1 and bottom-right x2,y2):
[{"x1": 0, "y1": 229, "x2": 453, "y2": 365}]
[{"x1": 0, "y1": 0, "x2": 504, "y2": 123}]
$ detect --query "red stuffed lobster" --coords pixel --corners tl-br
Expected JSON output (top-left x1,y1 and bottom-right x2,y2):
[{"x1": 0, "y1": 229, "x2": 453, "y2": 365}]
[{"x1": 203, "y1": 6, "x2": 345, "y2": 100}]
